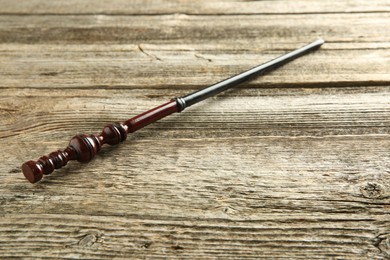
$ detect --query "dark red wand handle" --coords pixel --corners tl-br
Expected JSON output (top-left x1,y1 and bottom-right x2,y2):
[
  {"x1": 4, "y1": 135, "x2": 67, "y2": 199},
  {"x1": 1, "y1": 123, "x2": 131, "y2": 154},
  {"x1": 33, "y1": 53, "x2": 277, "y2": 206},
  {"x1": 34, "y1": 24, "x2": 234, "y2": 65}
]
[
  {"x1": 22, "y1": 39, "x2": 324, "y2": 183},
  {"x1": 22, "y1": 100, "x2": 178, "y2": 183}
]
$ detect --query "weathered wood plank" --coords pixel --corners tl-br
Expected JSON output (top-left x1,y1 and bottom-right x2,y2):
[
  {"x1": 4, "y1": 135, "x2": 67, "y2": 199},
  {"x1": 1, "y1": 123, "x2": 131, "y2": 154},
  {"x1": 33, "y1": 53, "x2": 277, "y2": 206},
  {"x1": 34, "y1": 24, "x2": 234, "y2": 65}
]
[
  {"x1": 0, "y1": 13, "x2": 389, "y2": 44},
  {"x1": 0, "y1": 13, "x2": 389, "y2": 89},
  {"x1": 4, "y1": 134, "x2": 390, "y2": 216},
  {"x1": 0, "y1": 213, "x2": 388, "y2": 259},
  {"x1": 1, "y1": 87, "x2": 389, "y2": 141},
  {"x1": 0, "y1": 0, "x2": 389, "y2": 14},
  {"x1": 0, "y1": 43, "x2": 389, "y2": 89}
]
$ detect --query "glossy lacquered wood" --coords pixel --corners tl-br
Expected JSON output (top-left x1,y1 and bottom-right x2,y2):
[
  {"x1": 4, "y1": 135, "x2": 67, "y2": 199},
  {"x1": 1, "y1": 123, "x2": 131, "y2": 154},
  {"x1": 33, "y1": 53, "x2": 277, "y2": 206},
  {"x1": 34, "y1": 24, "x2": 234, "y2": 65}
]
[
  {"x1": 124, "y1": 100, "x2": 178, "y2": 132},
  {"x1": 22, "y1": 100, "x2": 178, "y2": 183}
]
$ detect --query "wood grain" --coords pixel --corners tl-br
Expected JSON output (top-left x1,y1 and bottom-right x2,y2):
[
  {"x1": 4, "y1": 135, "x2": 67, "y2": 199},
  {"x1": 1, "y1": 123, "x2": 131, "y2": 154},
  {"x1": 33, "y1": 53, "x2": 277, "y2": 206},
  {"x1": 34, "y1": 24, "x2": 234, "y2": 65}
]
[
  {"x1": 1, "y1": 13, "x2": 390, "y2": 45},
  {"x1": 0, "y1": 42, "x2": 390, "y2": 89},
  {"x1": 0, "y1": 0, "x2": 389, "y2": 259},
  {"x1": 0, "y1": 0, "x2": 389, "y2": 14}
]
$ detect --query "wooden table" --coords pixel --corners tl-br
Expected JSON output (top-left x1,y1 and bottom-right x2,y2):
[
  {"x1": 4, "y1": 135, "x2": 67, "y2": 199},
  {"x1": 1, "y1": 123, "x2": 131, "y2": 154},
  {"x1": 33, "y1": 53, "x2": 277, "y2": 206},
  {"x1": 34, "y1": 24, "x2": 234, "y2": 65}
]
[{"x1": 1, "y1": 1, "x2": 389, "y2": 259}]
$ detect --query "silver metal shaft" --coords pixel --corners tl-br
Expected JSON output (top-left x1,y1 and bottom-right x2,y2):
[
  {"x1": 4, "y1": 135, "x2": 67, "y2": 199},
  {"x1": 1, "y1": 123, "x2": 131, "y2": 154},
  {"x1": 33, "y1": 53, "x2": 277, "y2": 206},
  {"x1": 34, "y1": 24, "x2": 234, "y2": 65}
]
[{"x1": 179, "y1": 39, "x2": 324, "y2": 109}]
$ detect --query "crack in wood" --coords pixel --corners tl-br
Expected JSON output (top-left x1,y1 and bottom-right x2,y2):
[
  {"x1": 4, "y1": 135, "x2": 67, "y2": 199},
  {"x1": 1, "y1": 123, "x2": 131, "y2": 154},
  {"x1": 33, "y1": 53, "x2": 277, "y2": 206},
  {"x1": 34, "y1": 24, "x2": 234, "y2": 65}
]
[
  {"x1": 373, "y1": 233, "x2": 390, "y2": 256},
  {"x1": 138, "y1": 44, "x2": 162, "y2": 61},
  {"x1": 195, "y1": 53, "x2": 212, "y2": 62}
]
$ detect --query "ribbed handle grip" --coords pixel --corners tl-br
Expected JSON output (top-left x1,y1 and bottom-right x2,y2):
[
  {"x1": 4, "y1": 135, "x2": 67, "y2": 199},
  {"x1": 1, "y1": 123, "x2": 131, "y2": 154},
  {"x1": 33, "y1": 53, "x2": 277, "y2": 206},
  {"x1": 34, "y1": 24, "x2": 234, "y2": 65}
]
[
  {"x1": 22, "y1": 123, "x2": 128, "y2": 183},
  {"x1": 21, "y1": 100, "x2": 179, "y2": 183}
]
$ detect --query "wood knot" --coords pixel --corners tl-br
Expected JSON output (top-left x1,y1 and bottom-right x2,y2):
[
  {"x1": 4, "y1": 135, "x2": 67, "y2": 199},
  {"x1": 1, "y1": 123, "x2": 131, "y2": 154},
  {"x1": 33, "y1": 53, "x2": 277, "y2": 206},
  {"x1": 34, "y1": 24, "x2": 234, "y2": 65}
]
[
  {"x1": 40, "y1": 71, "x2": 59, "y2": 76},
  {"x1": 78, "y1": 233, "x2": 98, "y2": 247},
  {"x1": 141, "y1": 241, "x2": 152, "y2": 249},
  {"x1": 373, "y1": 233, "x2": 390, "y2": 256},
  {"x1": 171, "y1": 244, "x2": 184, "y2": 251},
  {"x1": 360, "y1": 182, "x2": 384, "y2": 199},
  {"x1": 9, "y1": 167, "x2": 20, "y2": 174}
]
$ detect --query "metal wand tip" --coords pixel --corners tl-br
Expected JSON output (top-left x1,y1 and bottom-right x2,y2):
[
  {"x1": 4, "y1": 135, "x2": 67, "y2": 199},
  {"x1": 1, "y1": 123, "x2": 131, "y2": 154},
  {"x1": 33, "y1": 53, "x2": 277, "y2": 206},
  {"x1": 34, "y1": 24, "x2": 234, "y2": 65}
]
[{"x1": 315, "y1": 38, "x2": 325, "y2": 45}]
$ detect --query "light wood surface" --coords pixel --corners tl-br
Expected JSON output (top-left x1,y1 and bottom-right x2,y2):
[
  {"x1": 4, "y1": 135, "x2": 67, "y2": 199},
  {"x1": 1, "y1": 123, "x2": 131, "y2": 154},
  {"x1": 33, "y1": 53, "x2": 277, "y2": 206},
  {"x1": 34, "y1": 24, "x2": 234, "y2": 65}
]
[{"x1": 0, "y1": 1, "x2": 389, "y2": 259}]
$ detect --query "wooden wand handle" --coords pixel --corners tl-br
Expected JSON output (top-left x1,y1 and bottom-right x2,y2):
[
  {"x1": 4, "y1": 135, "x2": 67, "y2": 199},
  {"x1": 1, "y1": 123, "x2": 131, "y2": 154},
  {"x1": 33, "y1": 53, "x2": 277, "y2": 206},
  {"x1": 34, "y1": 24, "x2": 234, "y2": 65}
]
[{"x1": 22, "y1": 101, "x2": 178, "y2": 183}]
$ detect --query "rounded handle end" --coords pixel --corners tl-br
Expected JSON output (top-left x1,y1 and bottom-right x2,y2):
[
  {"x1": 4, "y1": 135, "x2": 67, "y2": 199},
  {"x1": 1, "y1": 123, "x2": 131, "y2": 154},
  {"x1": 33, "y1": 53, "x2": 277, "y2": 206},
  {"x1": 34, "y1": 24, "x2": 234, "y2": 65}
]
[
  {"x1": 22, "y1": 161, "x2": 43, "y2": 183},
  {"x1": 20, "y1": 126, "x2": 125, "y2": 183}
]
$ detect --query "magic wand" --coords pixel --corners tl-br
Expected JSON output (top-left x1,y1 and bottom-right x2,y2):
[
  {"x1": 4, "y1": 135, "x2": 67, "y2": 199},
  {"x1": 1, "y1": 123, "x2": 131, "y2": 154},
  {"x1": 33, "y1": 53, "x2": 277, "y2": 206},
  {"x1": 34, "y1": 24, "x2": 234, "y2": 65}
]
[{"x1": 22, "y1": 39, "x2": 324, "y2": 183}]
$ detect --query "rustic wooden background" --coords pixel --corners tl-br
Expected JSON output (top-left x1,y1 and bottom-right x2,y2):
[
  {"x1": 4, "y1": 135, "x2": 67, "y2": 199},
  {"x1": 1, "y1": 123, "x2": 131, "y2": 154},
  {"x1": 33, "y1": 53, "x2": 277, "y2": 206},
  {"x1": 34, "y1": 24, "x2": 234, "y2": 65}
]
[{"x1": 1, "y1": 0, "x2": 389, "y2": 259}]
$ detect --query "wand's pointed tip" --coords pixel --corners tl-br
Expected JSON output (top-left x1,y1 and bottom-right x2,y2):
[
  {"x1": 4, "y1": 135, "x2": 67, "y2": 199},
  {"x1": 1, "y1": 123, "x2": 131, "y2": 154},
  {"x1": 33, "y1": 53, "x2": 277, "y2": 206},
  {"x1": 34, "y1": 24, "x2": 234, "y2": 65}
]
[{"x1": 315, "y1": 38, "x2": 325, "y2": 46}]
